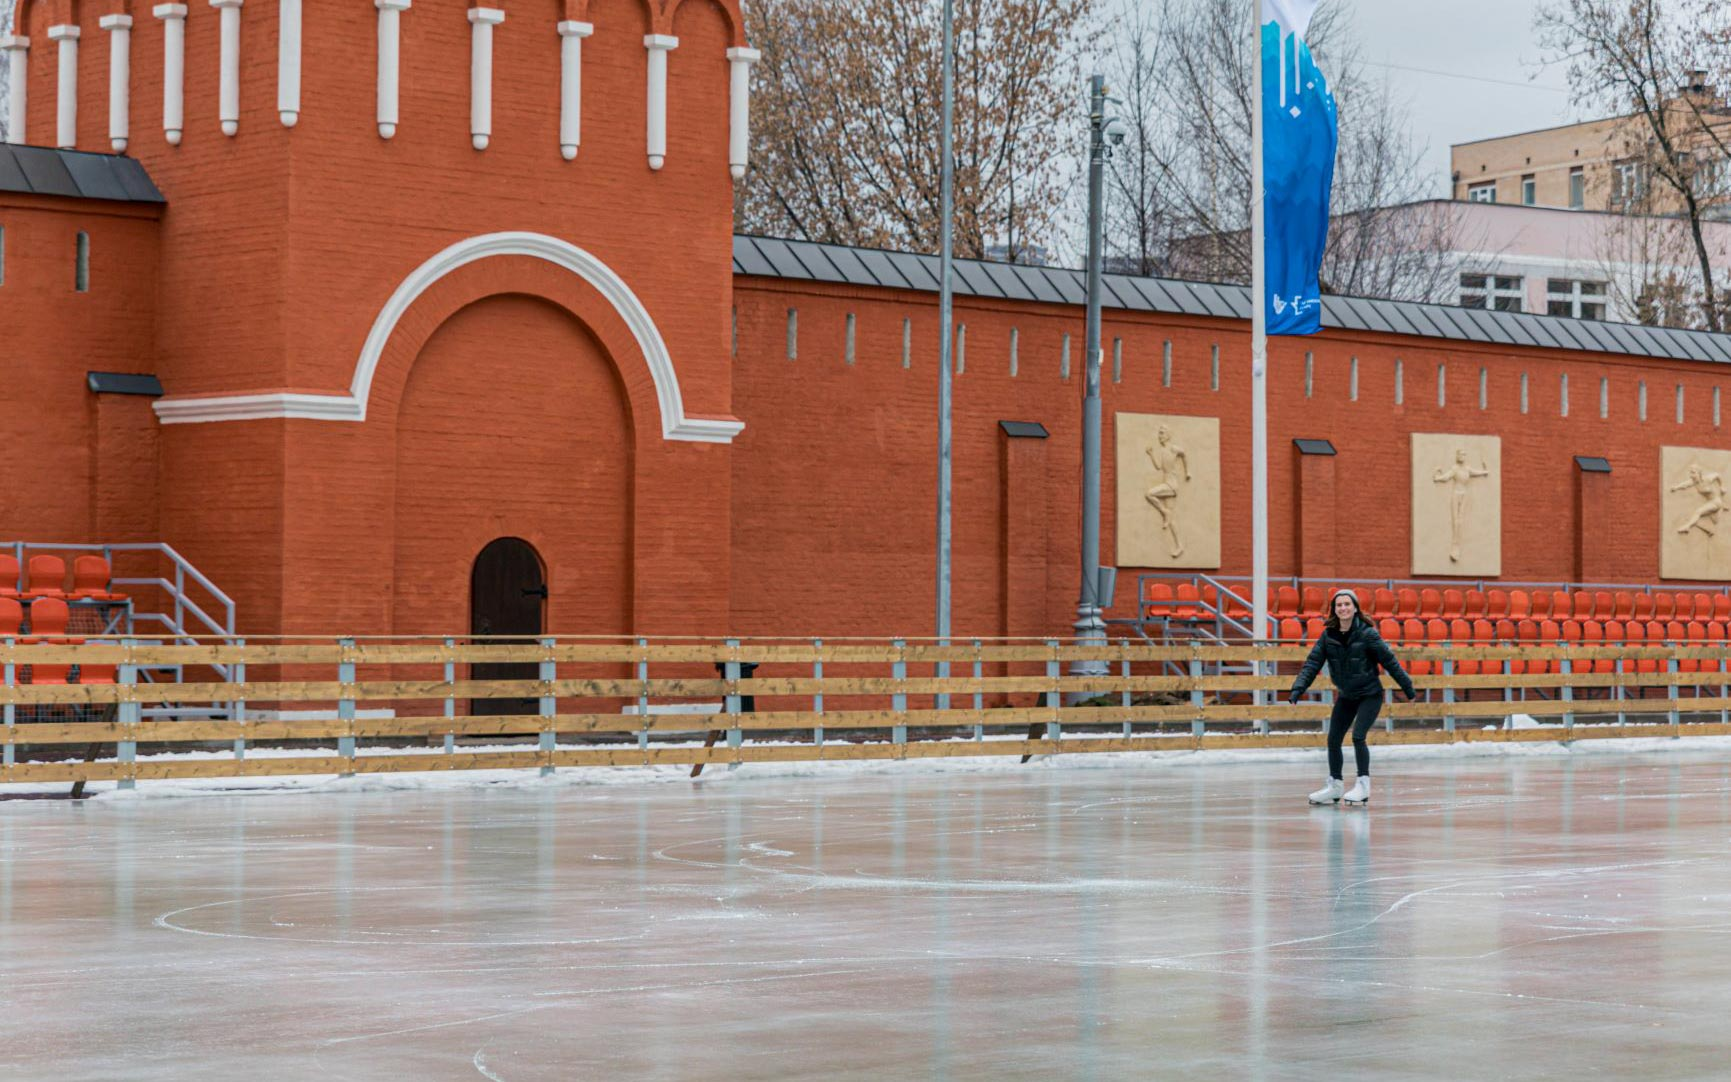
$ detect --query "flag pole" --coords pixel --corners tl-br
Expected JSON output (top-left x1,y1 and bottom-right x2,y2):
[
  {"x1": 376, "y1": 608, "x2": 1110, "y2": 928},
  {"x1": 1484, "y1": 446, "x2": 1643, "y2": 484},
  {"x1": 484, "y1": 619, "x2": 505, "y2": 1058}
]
[
  {"x1": 1250, "y1": 0, "x2": 1270, "y2": 726},
  {"x1": 935, "y1": 0, "x2": 955, "y2": 705}
]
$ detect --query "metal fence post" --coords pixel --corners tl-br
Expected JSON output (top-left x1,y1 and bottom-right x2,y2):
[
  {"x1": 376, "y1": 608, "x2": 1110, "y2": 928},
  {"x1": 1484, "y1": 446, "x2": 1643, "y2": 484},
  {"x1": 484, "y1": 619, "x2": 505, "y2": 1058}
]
[
  {"x1": 891, "y1": 639, "x2": 907, "y2": 747},
  {"x1": 1119, "y1": 638, "x2": 1132, "y2": 739},
  {"x1": 444, "y1": 637, "x2": 456, "y2": 754},
  {"x1": 3, "y1": 637, "x2": 14, "y2": 769},
  {"x1": 1667, "y1": 654, "x2": 1680, "y2": 736},
  {"x1": 971, "y1": 639, "x2": 983, "y2": 741},
  {"x1": 1559, "y1": 656, "x2": 1573, "y2": 740},
  {"x1": 725, "y1": 638, "x2": 744, "y2": 751},
  {"x1": 117, "y1": 638, "x2": 137, "y2": 790},
  {"x1": 1442, "y1": 654, "x2": 1456, "y2": 734},
  {"x1": 636, "y1": 637, "x2": 650, "y2": 752},
  {"x1": 338, "y1": 637, "x2": 356, "y2": 776},
  {"x1": 812, "y1": 638, "x2": 824, "y2": 747},
  {"x1": 1188, "y1": 652, "x2": 1204, "y2": 740},
  {"x1": 1045, "y1": 639, "x2": 1061, "y2": 743},
  {"x1": 232, "y1": 639, "x2": 247, "y2": 761},
  {"x1": 539, "y1": 637, "x2": 557, "y2": 776}
]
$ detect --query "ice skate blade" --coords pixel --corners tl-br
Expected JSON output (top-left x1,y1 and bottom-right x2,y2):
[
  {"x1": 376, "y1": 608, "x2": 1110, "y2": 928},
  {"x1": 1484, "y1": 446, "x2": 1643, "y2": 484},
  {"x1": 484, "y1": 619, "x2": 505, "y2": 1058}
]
[
  {"x1": 1307, "y1": 797, "x2": 1340, "y2": 805},
  {"x1": 1343, "y1": 798, "x2": 1368, "y2": 806}
]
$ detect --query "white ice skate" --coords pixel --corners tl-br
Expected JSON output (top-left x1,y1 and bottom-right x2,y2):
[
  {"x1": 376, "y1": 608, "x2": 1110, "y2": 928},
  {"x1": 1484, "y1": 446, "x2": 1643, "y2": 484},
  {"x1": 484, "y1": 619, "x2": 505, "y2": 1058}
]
[
  {"x1": 1343, "y1": 777, "x2": 1370, "y2": 806},
  {"x1": 1308, "y1": 778, "x2": 1344, "y2": 805}
]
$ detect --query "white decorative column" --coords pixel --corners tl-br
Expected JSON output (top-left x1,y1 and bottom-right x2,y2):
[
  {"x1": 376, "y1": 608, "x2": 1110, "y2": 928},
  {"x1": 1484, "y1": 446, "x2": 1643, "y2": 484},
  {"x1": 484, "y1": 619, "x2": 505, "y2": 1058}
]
[
  {"x1": 725, "y1": 46, "x2": 759, "y2": 180},
  {"x1": 278, "y1": 0, "x2": 301, "y2": 126},
  {"x1": 101, "y1": 16, "x2": 133, "y2": 152},
  {"x1": 557, "y1": 20, "x2": 592, "y2": 161},
  {"x1": 0, "y1": 35, "x2": 26, "y2": 145},
  {"x1": 643, "y1": 34, "x2": 677, "y2": 170},
  {"x1": 375, "y1": 0, "x2": 410, "y2": 138},
  {"x1": 212, "y1": 0, "x2": 243, "y2": 136},
  {"x1": 48, "y1": 24, "x2": 79, "y2": 149},
  {"x1": 467, "y1": 7, "x2": 503, "y2": 150},
  {"x1": 154, "y1": 4, "x2": 187, "y2": 145}
]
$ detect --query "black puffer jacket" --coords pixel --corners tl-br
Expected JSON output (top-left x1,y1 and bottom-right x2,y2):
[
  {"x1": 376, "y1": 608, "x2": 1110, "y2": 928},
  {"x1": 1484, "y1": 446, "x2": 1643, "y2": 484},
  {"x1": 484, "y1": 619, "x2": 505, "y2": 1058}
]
[{"x1": 1289, "y1": 615, "x2": 1415, "y2": 701}]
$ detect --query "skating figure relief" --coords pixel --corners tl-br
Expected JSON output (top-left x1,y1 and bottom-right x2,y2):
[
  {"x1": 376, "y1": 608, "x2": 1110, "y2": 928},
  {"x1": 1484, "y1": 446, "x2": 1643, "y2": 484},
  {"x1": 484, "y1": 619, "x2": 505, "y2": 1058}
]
[
  {"x1": 1116, "y1": 413, "x2": 1220, "y2": 570},
  {"x1": 1661, "y1": 448, "x2": 1731, "y2": 580},
  {"x1": 1144, "y1": 426, "x2": 1191, "y2": 559},
  {"x1": 1410, "y1": 434, "x2": 1501, "y2": 576}
]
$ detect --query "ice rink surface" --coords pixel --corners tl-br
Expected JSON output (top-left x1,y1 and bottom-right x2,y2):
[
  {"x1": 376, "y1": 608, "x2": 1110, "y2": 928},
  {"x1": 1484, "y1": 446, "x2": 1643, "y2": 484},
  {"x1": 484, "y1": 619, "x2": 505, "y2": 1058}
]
[{"x1": 3, "y1": 751, "x2": 1730, "y2": 1080}]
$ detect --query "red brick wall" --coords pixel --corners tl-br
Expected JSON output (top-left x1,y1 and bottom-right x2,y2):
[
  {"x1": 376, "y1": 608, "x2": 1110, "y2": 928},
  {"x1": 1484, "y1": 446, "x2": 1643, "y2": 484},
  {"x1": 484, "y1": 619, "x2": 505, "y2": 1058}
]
[
  {"x1": 728, "y1": 277, "x2": 1731, "y2": 639},
  {"x1": 0, "y1": 196, "x2": 160, "y2": 543}
]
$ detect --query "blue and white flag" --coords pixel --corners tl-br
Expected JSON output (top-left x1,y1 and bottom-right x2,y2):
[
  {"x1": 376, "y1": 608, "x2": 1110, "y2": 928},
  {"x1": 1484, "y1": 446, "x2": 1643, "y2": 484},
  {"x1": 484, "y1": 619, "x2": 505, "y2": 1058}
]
[{"x1": 1260, "y1": 0, "x2": 1338, "y2": 336}]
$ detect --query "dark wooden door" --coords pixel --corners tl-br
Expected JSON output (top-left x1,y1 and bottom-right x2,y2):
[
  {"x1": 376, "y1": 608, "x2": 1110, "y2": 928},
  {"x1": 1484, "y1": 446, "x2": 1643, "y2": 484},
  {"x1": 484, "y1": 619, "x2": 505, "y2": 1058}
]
[{"x1": 470, "y1": 537, "x2": 546, "y2": 717}]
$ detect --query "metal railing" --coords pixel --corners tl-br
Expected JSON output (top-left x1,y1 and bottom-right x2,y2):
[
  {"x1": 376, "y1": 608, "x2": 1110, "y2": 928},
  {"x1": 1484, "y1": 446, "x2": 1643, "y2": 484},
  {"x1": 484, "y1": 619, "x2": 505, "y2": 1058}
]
[{"x1": 3, "y1": 636, "x2": 1729, "y2": 790}]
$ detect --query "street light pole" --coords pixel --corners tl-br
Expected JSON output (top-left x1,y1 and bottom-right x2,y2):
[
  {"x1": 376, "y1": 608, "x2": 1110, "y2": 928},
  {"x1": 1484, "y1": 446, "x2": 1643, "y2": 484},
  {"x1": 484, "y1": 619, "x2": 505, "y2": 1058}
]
[
  {"x1": 935, "y1": 0, "x2": 956, "y2": 705},
  {"x1": 1069, "y1": 74, "x2": 1110, "y2": 693}
]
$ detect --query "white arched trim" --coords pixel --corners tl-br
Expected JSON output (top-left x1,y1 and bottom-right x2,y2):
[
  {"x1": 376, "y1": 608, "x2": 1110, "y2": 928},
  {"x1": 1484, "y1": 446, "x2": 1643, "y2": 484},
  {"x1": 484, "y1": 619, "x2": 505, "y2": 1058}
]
[{"x1": 153, "y1": 232, "x2": 744, "y2": 443}]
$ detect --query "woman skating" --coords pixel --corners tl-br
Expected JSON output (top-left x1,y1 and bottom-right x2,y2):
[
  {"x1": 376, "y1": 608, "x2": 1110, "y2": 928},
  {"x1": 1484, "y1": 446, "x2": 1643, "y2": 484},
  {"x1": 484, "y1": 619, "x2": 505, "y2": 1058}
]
[{"x1": 1288, "y1": 589, "x2": 1416, "y2": 806}]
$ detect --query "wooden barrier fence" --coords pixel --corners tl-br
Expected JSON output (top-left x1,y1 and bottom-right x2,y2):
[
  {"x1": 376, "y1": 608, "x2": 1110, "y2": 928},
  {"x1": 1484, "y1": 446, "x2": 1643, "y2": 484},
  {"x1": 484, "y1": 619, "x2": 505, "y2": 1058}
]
[{"x1": 4, "y1": 637, "x2": 1731, "y2": 787}]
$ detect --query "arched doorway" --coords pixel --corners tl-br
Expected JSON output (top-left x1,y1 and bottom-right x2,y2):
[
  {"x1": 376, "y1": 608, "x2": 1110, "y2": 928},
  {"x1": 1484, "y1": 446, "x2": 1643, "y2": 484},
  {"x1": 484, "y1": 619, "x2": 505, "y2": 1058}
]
[{"x1": 470, "y1": 537, "x2": 545, "y2": 716}]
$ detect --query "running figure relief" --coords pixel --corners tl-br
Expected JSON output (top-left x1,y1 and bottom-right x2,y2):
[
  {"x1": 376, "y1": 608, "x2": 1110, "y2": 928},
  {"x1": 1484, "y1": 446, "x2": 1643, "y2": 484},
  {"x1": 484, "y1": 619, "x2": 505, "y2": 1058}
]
[
  {"x1": 1670, "y1": 463, "x2": 1728, "y2": 537},
  {"x1": 1432, "y1": 448, "x2": 1490, "y2": 563},
  {"x1": 1145, "y1": 425, "x2": 1191, "y2": 559}
]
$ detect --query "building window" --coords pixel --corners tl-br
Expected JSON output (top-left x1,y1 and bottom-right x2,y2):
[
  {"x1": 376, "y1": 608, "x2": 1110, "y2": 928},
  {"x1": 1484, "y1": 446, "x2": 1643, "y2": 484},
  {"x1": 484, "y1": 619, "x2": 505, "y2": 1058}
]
[
  {"x1": 1479, "y1": 367, "x2": 1488, "y2": 410},
  {"x1": 1612, "y1": 160, "x2": 1647, "y2": 205},
  {"x1": 1460, "y1": 273, "x2": 1523, "y2": 312},
  {"x1": 1560, "y1": 372, "x2": 1569, "y2": 417},
  {"x1": 1467, "y1": 181, "x2": 1496, "y2": 203},
  {"x1": 1394, "y1": 358, "x2": 1404, "y2": 405},
  {"x1": 1161, "y1": 340, "x2": 1172, "y2": 387},
  {"x1": 1639, "y1": 380, "x2": 1648, "y2": 421},
  {"x1": 1520, "y1": 372, "x2": 1529, "y2": 414},
  {"x1": 1437, "y1": 362, "x2": 1446, "y2": 407},
  {"x1": 730, "y1": 307, "x2": 738, "y2": 357},
  {"x1": 1600, "y1": 377, "x2": 1609, "y2": 419},
  {"x1": 845, "y1": 312, "x2": 856, "y2": 365},
  {"x1": 1568, "y1": 167, "x2": 1585, "y2": 209},
  {"x1": 955, "y1": 324, "x2": 966, "y2": 374},
  {"x1": 1210, "y1": 344, "x2": 1219, "y2": 391},
  {"x1": 902, "y1": 318, "x2": 912, "y2": 368},
  {"x1": 75, "y1": 232, "x2": 90, "y2": 293},
  {"x1": 1349, "y1": 356, "x2": 1359, "y2": 401},
  {"x1": 1546, "y1": 278, "x2": 1606, "y2": 320},
  {"x1": 1009, "y1": 327, "x2": 1019, "y2": 377},
  {"x1": 1061, "y1": 333, "x2": 1071, "y2": 380},
  {"x1": 1304, "y1": 351, "x2": 1313, "y2": 398},
  {"x1": 1112, "y1": 337, "x2": 1123, "y2": 383},
  {"x1": 1521, "y1": 174, "x2": 1536, "y2": 205}
]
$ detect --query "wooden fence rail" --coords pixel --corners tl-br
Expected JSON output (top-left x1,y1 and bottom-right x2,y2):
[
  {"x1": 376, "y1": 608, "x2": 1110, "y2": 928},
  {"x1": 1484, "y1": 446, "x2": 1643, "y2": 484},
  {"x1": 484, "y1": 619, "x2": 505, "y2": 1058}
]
[{"x1": 4, "y1": 637, "x2": 1731, "y2": 788}]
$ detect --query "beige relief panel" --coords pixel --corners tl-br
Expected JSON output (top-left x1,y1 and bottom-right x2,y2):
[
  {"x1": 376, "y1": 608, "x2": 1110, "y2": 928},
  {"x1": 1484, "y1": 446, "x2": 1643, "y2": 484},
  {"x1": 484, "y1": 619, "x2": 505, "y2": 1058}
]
[
  {"x1": 1660, "y1": 446, "x2": 1731, "y2": 581},
  {"x1": 1115, "y1": 413, "x2": 1221, "y2": 570},
  {"x1": 1411, "y1": 433, "x2": 1502, "y2": 576}
]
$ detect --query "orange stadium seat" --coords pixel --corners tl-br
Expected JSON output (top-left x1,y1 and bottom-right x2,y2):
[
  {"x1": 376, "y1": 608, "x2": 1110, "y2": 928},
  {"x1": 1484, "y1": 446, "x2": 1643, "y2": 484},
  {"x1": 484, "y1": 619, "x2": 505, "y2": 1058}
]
[
  {"x1": 1603, "y1": 620, "x2": 1626, "y2": 674},
  {"x1": 1632, "y1": 593, "x2": 1656, "y2": 621},
  {"x1": 1693, "y1": 593, "x2": 1715, "y2": 623},
  {"x1": 1419, "y1": 589, "x2": 1442, "y2": 618},
  {"x1": 1494, "y1": 618, "x2": 1521, "y2": 675},
  {"x1": 1559, "y1": 618, "x2": 1581, "y2": 643},
  {"x1": 23, "y1": 641, "x2": 72, "y2": 686},
  {"x1": 1274, "y1": 586, "x2": 1300, "y2": 616},
  {"x1": 1305, "y1": 617, "x2": 1325, "y2": 641},
  {"x1": 1654, "y1": 593, "x2": 1674, "y2": 621},
  {"x1": 1707, "y1": 621, "x2": 1729, "y2": 673},
  {"x1": 1674, "y1": 594, "x2": 1695, "y2": 621},
  {"x1": 1683, "y1": 622, "x2": 1706, "y2": 674},
  {"x1": 1378, "y1": 618, "x2": 1401, "y2": 643},
  {"x1": 0, "y1": 597, "x2": 22, "y2": 637},
  {"x1": 1404, "y1": 618, "x2": 1430, "y2": 675},
  {"x1": 1613, "y1": 592, "x2": 1635, "y2": 621},
  {"x1": 1715, "y1": 594, "x2": 1731, "y2": 622},
  {"x1": 1174, "y1": 583, "x2": 1201, "y2": 620},
  {"x1": 1530, "y1": 590, "x2": 1552, "y2": 619},
  {"x1": 1487, "y1": 590, "x2": 1509, "y2": 620},
  {"x1": 1463, "y1": 590, "x2": 1487, "y2": 619},
  {"x1": 1518, "y1": 619, "x2": 1544, "y2": 674},
  {"x1": 1301, "y1": 586, "x2": 1326, "y2": 615},
  {"x1": 1442, "y1": 589, "x2": 1465, "y2": 618},
  {"x1": 1546, "y1": 590, "x2": 1569, "y2": 620},
  {"x1": 70, "y1": 556, "x2": 127, "y2": 602},
  {"x1": 75, "y1": 642, "x2": 119, "y2": 686},
  {"x1": 1509, "y1": 590, "x2": 1531, "y2": 620},
  {"x1": 1373, "y1": 588, "x2": 1398, "y2": 617},
  {"x1": 1144, "y1": 582, "x2": 1173, "y2": 620},
  {"x1": 1200, "y1": 583, "x2": 1220, "y2": 616},
  {"x1": 0, "y1": 554, "x2": 19, "y2": 599},
  {"x1": 1594, "y1": 591, "x2": 1614, "y2": 620},
  {"x1": 1582, "y1": 620, "x2": 1612, "y2": 674},
  {"x1": 1640, "y1": 621, "x2": 1666, "y2": 674},
  {"x1": 22, "y1": 555, "x2": 67, "y2": 600},
  {"x1": 25, "y1": 597, "x2": 69, "y2": 638},
  {"x1": 1447, "y1": 618, "x2": 1476, "y2": 674},
  {"x1": 1396, "y1": 589, "x2": 1420, "y2": 618},
  {"x1": 1279, "y1": 617, "x2": 1303, "y2": 642},
  {"x1": 1572, "y1": 590, "x2": 1595, "y2": 621}
]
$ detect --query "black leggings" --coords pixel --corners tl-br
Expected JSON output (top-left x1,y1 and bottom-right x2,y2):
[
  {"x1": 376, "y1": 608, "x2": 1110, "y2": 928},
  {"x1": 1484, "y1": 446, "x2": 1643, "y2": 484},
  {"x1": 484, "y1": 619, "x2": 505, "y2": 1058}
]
[{"x1": 1327, "y1": 693, "x2": 1383, "y2": 779}]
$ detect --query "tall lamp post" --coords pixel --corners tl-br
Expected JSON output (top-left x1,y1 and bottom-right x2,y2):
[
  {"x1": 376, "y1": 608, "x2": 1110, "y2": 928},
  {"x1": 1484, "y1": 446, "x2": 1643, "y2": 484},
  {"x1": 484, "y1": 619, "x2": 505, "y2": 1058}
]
[
  {"x1": 1069, "y1": 75, "x2": 1124, "y2": 694},
  {"x1": 935, "y1": 0, "x2": 956, "y2": 705}
]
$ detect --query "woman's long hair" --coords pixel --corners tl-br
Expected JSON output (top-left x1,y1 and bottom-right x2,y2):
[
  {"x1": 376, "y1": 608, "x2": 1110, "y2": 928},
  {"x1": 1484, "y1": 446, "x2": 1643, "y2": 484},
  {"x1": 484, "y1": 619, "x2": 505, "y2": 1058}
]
[{"x1": 1323, "y1": 594, "x2": 1361, "y2": 634}]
